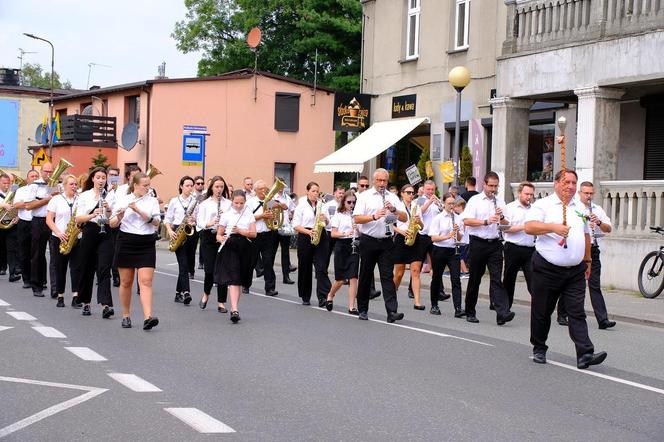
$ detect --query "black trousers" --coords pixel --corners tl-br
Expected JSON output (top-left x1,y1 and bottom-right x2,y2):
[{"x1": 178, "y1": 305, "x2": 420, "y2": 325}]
[
  {"x1": 502, "y1": 243, "x2": 534, "y2": 308},
  {"x1": 18, "y1": 220, "x2": 32, "y2": 284},
  {"x1": 49, "y1": 236, "x2": 81, "y2": 295},
  {"x1": 4, "y1": 227, "x2": 19, "y2": 275},
  {"x1": 431, "y1": 247, "x2": 462, "y2": 310},
  {"x1": 357, "y1": 234, "x2": 398, "y2": 314},
  {"x1": 188, "y1": 230, "x2": 199, "y2": 275},
  {"x1": 586, "y1": 245, "x2": 608, "y2": 324},
  {"x1": 530, "y1": 251, "x2": 594, "y2": 358},
  {"x1": 77, "y1": 223, "x2": 113, "y2": 306},
  {"x1": 254, "y1": 231, "x2": 277, "y2": 292},
  {"x1": 410, "y1": 234, "x2": 445, "y2": 294},
  {"x1": 173, "y1": 226, "x2": 194, "y2": 293},
  {"x1": 0, "y1": 228, "x2": 6, "y2": 272},
  {"x1": 200, "y1": 230, "x2": 227, "y2": 302},
  {"x1": 275, "y1": 233, "x2": 292, "y2": 278},
  {"x1": 465, "y1": 236, "x2": 510, "y2": 317},
  {"x1": 296, "y1": 231, "x2": 330, "y2": 302},
  {"x1": 30, "y1": 217, "x2": 50, "y2": 292}
]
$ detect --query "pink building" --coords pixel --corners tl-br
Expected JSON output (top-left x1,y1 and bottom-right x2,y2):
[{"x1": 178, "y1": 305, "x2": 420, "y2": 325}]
[{"x1": 47, "y1": 69, "x2": 335, "y2": 199}]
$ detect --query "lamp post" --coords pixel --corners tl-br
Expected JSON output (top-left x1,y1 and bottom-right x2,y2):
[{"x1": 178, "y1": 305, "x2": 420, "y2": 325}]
[
  {"x1": 448, "y1": 66, "x2": 471, "y2": 187},
  {"x1": 23, "y1": 33, "x2": 54, "y2": 159}
]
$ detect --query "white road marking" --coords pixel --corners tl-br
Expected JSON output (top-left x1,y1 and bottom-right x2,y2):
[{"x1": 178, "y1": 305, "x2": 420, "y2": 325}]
[
  {"x1": 154, "y1": 270, "x2": 203, "y2": 284},
  {"x1": 546, "y1": 359, "x2": 664, "y2": 396},
  {"x1": 166, "y1": 262, "x2": 178, "y2": 266},
  {"x1": 64, "y1": 347, "x2": 107, "y2": 361},
  {"x1": 0, "y1": 326, "x2": 13, "y2": 332},
  {"x1": 6, "y1": 311, "x2": 36, "y2": 321},
  {"x1": 32, "y1": 326, "x2": 67, "y2": 338},
  {"x1": 107, "y1": 373, "x2": 162, "y2": 392},
  {"x1": 0, "y1": 376, "x2": 107, "y2": 438},
  {"x1": 0, "y1": 298, "x2": 10, "y2": 306},
  {"x1": 164, "y1": 408, "x2": 235, "y2": 433}
]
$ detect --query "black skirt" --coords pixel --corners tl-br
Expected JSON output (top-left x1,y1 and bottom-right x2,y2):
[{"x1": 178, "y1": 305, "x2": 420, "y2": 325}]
[
  {"x1": 333, "y1": 238, "x2": 359, "y2": 280},
  {"x1": 393, "y1": 232, "x2": 424, "y2": 264},
  {"x1": 199, "y1": 229, "x2": 219, "y2": 274},
  {"x1": 214, "y1": 234, "x2": 255, "y2": 287},
  {"x1": 114, "y1": 231, "x2": 156, "y2": 269}
]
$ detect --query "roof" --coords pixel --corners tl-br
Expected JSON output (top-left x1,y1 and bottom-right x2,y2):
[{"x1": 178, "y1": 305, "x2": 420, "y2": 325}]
[
  {"x1": 48, "y1": 68, "x2": 336, "y2": 103},
  {"x1": 0, "y1": 84, "x2": 75, "y2": 97}
]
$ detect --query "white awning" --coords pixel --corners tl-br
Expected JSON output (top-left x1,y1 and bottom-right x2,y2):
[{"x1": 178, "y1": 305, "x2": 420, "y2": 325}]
[{"x1": 314, "y1": 117, "x2": 429, "y2": 173}]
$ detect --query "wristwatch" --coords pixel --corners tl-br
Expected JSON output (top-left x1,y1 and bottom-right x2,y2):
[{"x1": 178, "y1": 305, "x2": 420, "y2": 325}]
[{"x1": 483, "y1": 219, "x2": 488, "y2": 226}]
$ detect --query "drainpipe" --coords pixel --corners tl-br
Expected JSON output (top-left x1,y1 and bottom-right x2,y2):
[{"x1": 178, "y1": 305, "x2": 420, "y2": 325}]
[{"x1": 142, "y1": 84, "x2": 151, "y2": 171}]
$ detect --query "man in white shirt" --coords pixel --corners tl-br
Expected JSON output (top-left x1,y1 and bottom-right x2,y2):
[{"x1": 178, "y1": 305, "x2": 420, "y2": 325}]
[
  {"x1": 460, "y1": 171, "x2": 514, "y2": 325},
  {"x1": 502, "y1": 181, "x2": 535, "y2": 309},
  {"x1": 248, "y1": 180, "x2": 279, "y2": 297},
  {"x1": 353, "y1": 169, "x2": 407, "y2": 322},
  {"x1": 357, "y1": 176, "x2": 381, "y2": 299},
  {"x1": 12, "y1": 170, "x2": 40, "y2": 288},
  {"x1": 525, "y1": 170, "x2": 607, "y2": 370},
  {"x1": 243, "y1": 177, "x2": 255, "y2": 198},
  {"x1": 0, "y1": 173, "x2": 11, "y2": 277}
]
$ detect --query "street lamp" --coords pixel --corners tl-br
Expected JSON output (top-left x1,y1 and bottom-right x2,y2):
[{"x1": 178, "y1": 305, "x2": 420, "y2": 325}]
[
  {"x1": 23, "y1": 33, "x2": 55, "y2": 159},
  {"x1": 448, "y1": 66, "x2": 471, "y2": 187}
]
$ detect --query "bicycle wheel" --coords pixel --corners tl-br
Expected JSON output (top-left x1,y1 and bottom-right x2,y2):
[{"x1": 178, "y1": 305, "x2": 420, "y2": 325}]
[{"x1": 638, "y1": 251, "x2": 664, "y2": 298}]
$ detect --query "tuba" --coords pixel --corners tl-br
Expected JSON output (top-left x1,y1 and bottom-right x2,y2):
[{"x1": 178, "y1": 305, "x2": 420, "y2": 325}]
[
  {"x1": 263, "y1": 177, "x2": 286, "y2": 231},
  {"x1": 59, "y1": 204, "x2": 81, "y2": 255},
  {"x1": 168, "y1": 197, "x2": 198, "y2": 252},
  {"x1": 0, "y1": 173, "x2": 27, "y2": 230},
  {"x1": 48, "y1": 158, "x2": 74, "y2": 189},
  {"x1": 404, "y1": 200, "x2": 421, "y2": 246}
]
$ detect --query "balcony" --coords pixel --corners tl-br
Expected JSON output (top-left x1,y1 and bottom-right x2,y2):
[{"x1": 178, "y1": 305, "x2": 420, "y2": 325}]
[
  {"x1": 503, "y1": 0, "x2": 664, "y2": 55},
  {"x1": 59, "y1": 114, "x2": 116, "y2": 146}
]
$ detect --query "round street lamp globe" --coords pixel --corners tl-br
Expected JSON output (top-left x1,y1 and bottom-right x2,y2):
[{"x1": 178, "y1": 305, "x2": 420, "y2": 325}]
[
  {"x1": 448, "y1": 66, "x2": 471, "y2": 91},
  {"x1": 557, "y1": 116, "x2": 567, "y2": 132}
]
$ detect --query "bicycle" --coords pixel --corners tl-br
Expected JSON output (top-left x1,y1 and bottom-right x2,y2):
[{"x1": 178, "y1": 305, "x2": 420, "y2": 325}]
[{"x1": 638, "y1": 226, "x2": 664, "y2": 298}]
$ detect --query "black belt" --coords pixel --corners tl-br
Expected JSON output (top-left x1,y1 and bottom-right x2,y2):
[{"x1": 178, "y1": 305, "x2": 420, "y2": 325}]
[
  {"x1": 470, "y1": 235, "x2": 500, "y2": 243},
  {"x1": 32, "y1": 216, "x2": 46, "y2": 220},
  {"x1": 361, "y1": 234, "x2": 392, "y2": 241}
]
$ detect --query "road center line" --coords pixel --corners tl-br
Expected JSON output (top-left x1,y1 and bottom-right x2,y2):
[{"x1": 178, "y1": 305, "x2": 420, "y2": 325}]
[
  {"x1": 6, "y1": 311, "x2": 37, "y2": 321},
  {"x1": 32, "y1": 326, "x2": 67, "y2": 339},
  {"x1": 64, "y1": 347, "x2": 107, "y2": 361},
  {"x1": 107, "y1": 373, "x2": 162, "y2": 392},
  {"x1": 0, "y1": 298, "x2": 10, "y2": 306},
  {"x1": 164, "y1": 408, "x2": 235, "y2": 433}
]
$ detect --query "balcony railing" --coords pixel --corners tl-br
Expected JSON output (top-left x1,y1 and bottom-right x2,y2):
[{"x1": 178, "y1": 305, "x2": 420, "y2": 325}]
[
  {"x1": 503, "y1": 0, "x2": 664, "y2": 55},
  {"x1": 59, "y1": 114, "x2": 116, "y2": 145},
  {"x1": 600, "y1": 180, "x2": 664, "y2": 236}
]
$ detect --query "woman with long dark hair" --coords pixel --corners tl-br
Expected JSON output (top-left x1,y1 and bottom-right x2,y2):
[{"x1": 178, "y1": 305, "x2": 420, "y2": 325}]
[
  {"x1": 393, "y1": 184, "x2": 425, "y2": 309},
  {"x1": 196, "y1": 175, "x2": 231, "y2": 312}
]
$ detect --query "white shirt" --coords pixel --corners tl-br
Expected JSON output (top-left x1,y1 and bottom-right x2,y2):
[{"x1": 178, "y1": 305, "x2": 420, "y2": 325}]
[
  {"x1": 323, "y1": 199, "x2": 341, "y2": 231},
  {"x1": 395, "y1": 200, "x2": 422, "y2": 231},
  {"x1": 429, "y1": 210, "x2": 465, "y2": 248},
  {"x1": 503, "y1": 200, "x2": 536, "y2": 247},
  {"x1": 292, "y1": 199, "x2": 319, "y2": 229},
  {"x1": 14, "y1": 185, "x2": 33, "y2": 221},
  {"x1": 416, "y1": 195, "x2": 441, "y2": 235},
  {"x1": 0, "y1": 188, "x2": 9, "y2": 203},
  {"x1": 461, "y1": 192, "x2": 506, "y2": 240},
  {"x1": 164, "y1": 195, "x2": 197, "y2": 226},
  {"x1": 246, "y1": 196, "x2": 271, "y2": 234},
  {"x1": 196, "y1": 197, "x2": 231, "y2": 232},
  {"x1": 219, "y1": 207, "x2": 255, "y2": 232},
  {"x1": 46, "y1": 194, "x2": 76, "y2": 236},
  {"x1": 26, "y1": 180, "x2": 51, "y2": 217},
  {"x1": 353, "y1": 187, "x2": 401, "y2": 238},
  {"x1": 330, "y1": 211, "x2": 354, "y2": 238},
  {"x1": 525, "y1": 194, "x2": 590, "y2": 267},
  {"x1": 576, "y1": 199, "x2": 612, "y2": 246},
  {"x1": 75, "y1": 189, "x2": 114, "y2": 225},
  {"x1": 118, "y1": 195, "x2": 161, "y2": 235}
]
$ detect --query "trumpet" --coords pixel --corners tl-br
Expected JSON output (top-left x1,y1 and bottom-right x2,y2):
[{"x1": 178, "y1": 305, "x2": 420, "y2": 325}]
[{"x1": 430, "y1": 194, "x2": 444, "y2": 211}]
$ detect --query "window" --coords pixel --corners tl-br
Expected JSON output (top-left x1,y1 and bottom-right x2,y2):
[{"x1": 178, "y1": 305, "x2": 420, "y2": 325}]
[
  {"x1": 527, "y1": 123, "x2": 555, "y2": 182},
  {"x1": 125, "y1": 95, "x2": 140, "y2": 126},
  {"x1": 274, "y1": 93, "x2": 300, "y2": 132},
  {"x1": 454, "y1": 0, "x2": 470, "y2": 50},
  {"x1": 406, "y1": 0, "x2": 420, "y2": 59},
  {"x1": 274, "y1": 163, "x2": 295, "y2": 191}
]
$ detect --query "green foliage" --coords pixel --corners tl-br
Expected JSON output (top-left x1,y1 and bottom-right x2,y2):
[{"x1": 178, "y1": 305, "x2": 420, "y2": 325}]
[
  {"x1": 172, "y1": 0, "x2": 362, "y2": 92},
  {"x1": 459, "y1": 145, "x2": 472, "y2": 185},
  {"x1": 416, "y1": 146, "x2": 430, "y2": 184},
  {"x1": 21, "y1": 63, "x2": 72, "y2": 89},
  {"x1": 90, "y1": 149, "x2": 111, "y2": 171}
]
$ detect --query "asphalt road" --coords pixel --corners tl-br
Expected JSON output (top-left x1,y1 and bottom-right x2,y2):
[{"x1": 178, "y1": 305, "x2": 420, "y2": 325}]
[{"x1": 1, "y1": 249, "x2": 664, "y2": 441}]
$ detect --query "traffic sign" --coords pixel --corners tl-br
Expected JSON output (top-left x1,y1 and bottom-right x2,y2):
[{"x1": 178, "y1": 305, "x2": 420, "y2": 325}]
[
  {"x1": 32, "y1": 147, "x2": 49, "y2": 167},
  {"x1": 182, "y1": 133, "x2": 205, "y2": 165}
]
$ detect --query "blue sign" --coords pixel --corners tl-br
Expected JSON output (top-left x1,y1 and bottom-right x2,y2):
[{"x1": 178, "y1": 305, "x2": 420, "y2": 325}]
[
  {"x1": 182, "y1": 133, "x2": 205, "y2": 163},
  {"x1": 0, "y1": 99, "x2": 19, "y2": 168}
]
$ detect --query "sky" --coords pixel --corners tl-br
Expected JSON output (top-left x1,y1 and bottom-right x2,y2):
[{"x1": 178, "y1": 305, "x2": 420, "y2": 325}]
[{"x1": 0, "y1": 0, "x2": 202, "y2": 90}]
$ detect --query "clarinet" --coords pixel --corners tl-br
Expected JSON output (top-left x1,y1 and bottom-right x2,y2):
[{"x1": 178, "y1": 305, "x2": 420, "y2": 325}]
[
  {"x1": 98, "y1": 187, "x2": 108, "y2": 234},
  {"x1": 380, "y1": 188, "x2": 393, "y2": 237},
  {"x1": 452, "y1": 212, "x2": 460, "y2": 255},
  {"x1": 588, "y1": 203, "x2": 598, "y2": 247},
  {"x1": 492, "y1": 192, "x2": 503, "y2": 241},
  {"x1": 350, "y1": 214, "x2": 359, "y2": 255}
]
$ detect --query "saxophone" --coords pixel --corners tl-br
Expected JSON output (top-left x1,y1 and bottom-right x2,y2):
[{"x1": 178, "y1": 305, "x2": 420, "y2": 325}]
[
  {"x1": 59, "y1": 205, "x2": 81, "y2": 255},
  {"x1": 0, "y1": 174, "x2": 27, "y2": 230},
  {"x1": 310, "y1": 198, "x2": 326, "y2": 246},
  {"x1": 404, "y1": 200, "x2": 421, "y2": 246},
  {"x1": 168, "y1": 197, "x2": 198, "y2": 252}
]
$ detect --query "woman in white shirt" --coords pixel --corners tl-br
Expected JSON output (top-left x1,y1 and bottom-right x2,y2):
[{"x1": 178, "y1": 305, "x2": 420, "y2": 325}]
[
  {"x1": 214, "y1": 190, "x2": 257, "y2": 323},
  {"x1": 326, "y1": 190, "x2": 359, "y2": 314},
  {"x1": 428, "y1": 192, "x2": 465, "y2": 318},
  {"x1": 164, "y1": 176, "x2": 198, "y2": 305},
  {"x1": 392, "y1": 184, "x2": 425, "y2": 310},
  {"x1": 45, "y1": 174, "x2": 82, "y2": 308},
  {"x1": 74, "y1": 167, "x2": 114, "y2": 319},
  {"x1": 196, "y1": 176, "x2": 231, "y2": 312},
  {"x1": 110, "y1": 172, "x2": 161, "y2": 330}
]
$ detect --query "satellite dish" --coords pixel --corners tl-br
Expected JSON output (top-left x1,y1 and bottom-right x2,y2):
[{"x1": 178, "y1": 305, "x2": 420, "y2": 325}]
[
  {"x1": 120, "y1": 122, "x2": 138, "y2": 151},
  {"x1": 247, "y1": 27, "x2": 262, "y2": 49},
  {"x1": 81, "y1": 104, "x2": 102, "y2": 116}
]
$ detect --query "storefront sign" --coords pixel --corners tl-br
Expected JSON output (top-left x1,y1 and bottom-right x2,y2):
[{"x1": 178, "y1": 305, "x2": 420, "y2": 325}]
[
  {"x1": 333, "y1": 93, "x2": 371, "y2": 132},
  {"x1": 0, "y1": 99, "x2": 19, "y2": 168},
  {"x1": 392, "y1": 94, "x2": 416, "y2": 119}
]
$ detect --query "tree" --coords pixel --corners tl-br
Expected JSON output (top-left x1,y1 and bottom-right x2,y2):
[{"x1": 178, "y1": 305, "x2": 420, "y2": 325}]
[
  {"x1": 172, "y1": 0, "x2": 362, "y2": 92},
  {"x1": 90, "y1": 149, "x2": 110, "y2": 171},
  {"x1": 459, "y1": 145, "x2": 473, "y2": 186},
  {"x1": 21, "y1": 63, "x2": 72, "y2": 89}
]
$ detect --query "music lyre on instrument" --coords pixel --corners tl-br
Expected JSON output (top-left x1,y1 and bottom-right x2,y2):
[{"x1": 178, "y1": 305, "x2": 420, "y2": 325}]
[{"x1": 557, "y1": 116, "x2": 568, "y2": 249}]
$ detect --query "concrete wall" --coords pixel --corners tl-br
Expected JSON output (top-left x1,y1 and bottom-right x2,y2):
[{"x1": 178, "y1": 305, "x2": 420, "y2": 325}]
[
  {"x1": 601, "y1": 237, "x2": 655, "y2": 293},
  {"x1": 617, "y1": 101, "x2": 646, "y2": 180}
]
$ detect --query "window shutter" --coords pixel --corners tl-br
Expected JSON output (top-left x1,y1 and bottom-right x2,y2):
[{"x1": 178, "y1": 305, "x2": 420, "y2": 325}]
[
  {"x1": 645, "y1": 106, "x2": 664, "y2": 180},
  {"x1": 275, "y1": 93, "x2": 300, "y2": 132}
]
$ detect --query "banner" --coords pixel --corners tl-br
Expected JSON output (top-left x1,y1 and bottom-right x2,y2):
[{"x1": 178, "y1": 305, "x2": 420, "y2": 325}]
[
  {"x1": 0, "y1": 99, "x2": 20, "y2": 168},
  {"x1": 439, "y1": 160, "x2": 455, "y2": 183},
  {"x1": 333, "y1": 93, "x2": 371, "y2": 132}
]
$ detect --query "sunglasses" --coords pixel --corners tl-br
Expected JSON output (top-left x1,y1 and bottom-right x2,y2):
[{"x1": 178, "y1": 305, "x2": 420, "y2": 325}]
[
  {"x1": 359, "y1": 184, "x2": 369, "y2": 188},
  {"x1": 345, "y1": 200, "x2": 356, "y2": 205},
  {"x1": 403, "y1": 190, "x2": 414, "y2": 195},
  {"x1": 195, "y1": 182, "x2": 204, "y2": 185}
]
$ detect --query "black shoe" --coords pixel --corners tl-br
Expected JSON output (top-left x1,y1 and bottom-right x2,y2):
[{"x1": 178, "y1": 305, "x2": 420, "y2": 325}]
[
  {"x1": 42, "y1": 284, "x2": 47, "y2": 290},
  {"x1": 430, "y1": 305, "x2": 441, "y2": 315},
  {"x1": 437, "y1": 292, "x2": 451, "y2": 301},
  {"x1": 302, "y1": 300, "x2": 311, "y2": 306},
  {"x1": 143, "y1": 316, "x2": 159, "y2": 330},
  {"x1": 71, "y1": 297, "x2": 83, "y2": 308},
  {"x1": 282, "y1": 276, "x2": 295, "y2": 284},
  {"x1": 82, "y1": 305, "x2": 91, "y2": 316},
  {"x1": 56, "y1": 297, "x2": 65, "y2": 308},
  {"x1": 533, "y1": 352, "x2": 547, "y2": 364},
  {"x1": 174, "y1": 293, "x2": 184, "y2": 303},
  {"x1": 497, "y1": 311, "x2": 515, "y2": 326},
  {"x1": 358, "y1": 311, "x2": 368, "y2": 320},
  {"x1": 557, "y1": 315, "x2": 569, "y2": 326},
  {"x1": 466, "y1": 315, "x2": 479, "y2": 323},
  {"x1": 387, "y1": 312, "x2": 404, "y2": 323},
  {"x1": 0, "y1": 270, "x2": 5, "y2": 275},
  {"x1": 318, "y1": 298, "x2": 327, "y2": 308},
  {"x1": 599, "y1": 320, "x2": 616, "y2": 330},
  {"x1": 454, "y1": 308, "x2": 467, "y2": 318},
  {"x1": 50, "y1": 292, "x2": 58, "y2": 299},
  {"x1": 102, "y1": 306, "x2": 114, "y2": 319},
  {"x1": 369, "y1": 290, "x2": 381, "y2": 299},
  {"x1": 413, "y1": 304, "x2": 425, "y2": 310},
  {"x1": 8, "y1": 274, "x2": 21, "y2": 282},
  {"x1": 266, "y1": 290, "x2": 278, "y2": 297},
  {"x1": 33, "y1": 290, "x2": 44, "y2": 297},
  {"x1": 289, "y1": 265, "x2": 297, "y2": 272},
  {"x1": 408, "y1": 289, "x2": 414, "y2": 299},
  {"x1": 189, "y1": 273, "x2": 195, "y2": 279},
  {"x1": 183, "y1": 292, "x2": 192, "y2": 305},
  {"x1": 325, "y1": 300, "x2": 333, "y2": 311},
  {"x1": 122, "y1": 317, "x2": 132, "y2": 328},
  {"x1": 22, "y1": 283, "x2": 31, "y2": 289},
  {"x1": 217, "y1": 306, "x2": 228, "y2": 313},
  {"x1": 230, "y1": 311, "x2": 240, "y2": 323},
  {"x1": 199, "y1": 298, "x2": 208, "y2": 309},
  {"x1": 256, "y1": 270, "x2": 264, "y2": 278},
  {"x1": 348, "y1": 309, "x2": 359, "y2": 315},
  {"x1": 577, "y1": 351, "x2": 607, "y2": 369},
  {"x1": 489, "y1": 303, "x2": 495, "y2": 311},
  {"x1": 112, "y1": 276, "x2": 120, "y2": 287},
  {"x1": 242, "y1": 287, "x2": 249, "y2": 294}
]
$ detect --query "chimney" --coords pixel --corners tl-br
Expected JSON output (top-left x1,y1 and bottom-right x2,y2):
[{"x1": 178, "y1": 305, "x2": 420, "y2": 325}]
[{"x1": 155, "y1": 62, "x2": 167, "y2": 79}]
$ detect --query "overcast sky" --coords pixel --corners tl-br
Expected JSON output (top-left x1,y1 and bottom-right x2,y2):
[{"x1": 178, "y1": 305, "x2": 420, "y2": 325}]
[{"x1": 0, "y1": 0, "x2": 202, "y2": 90}]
